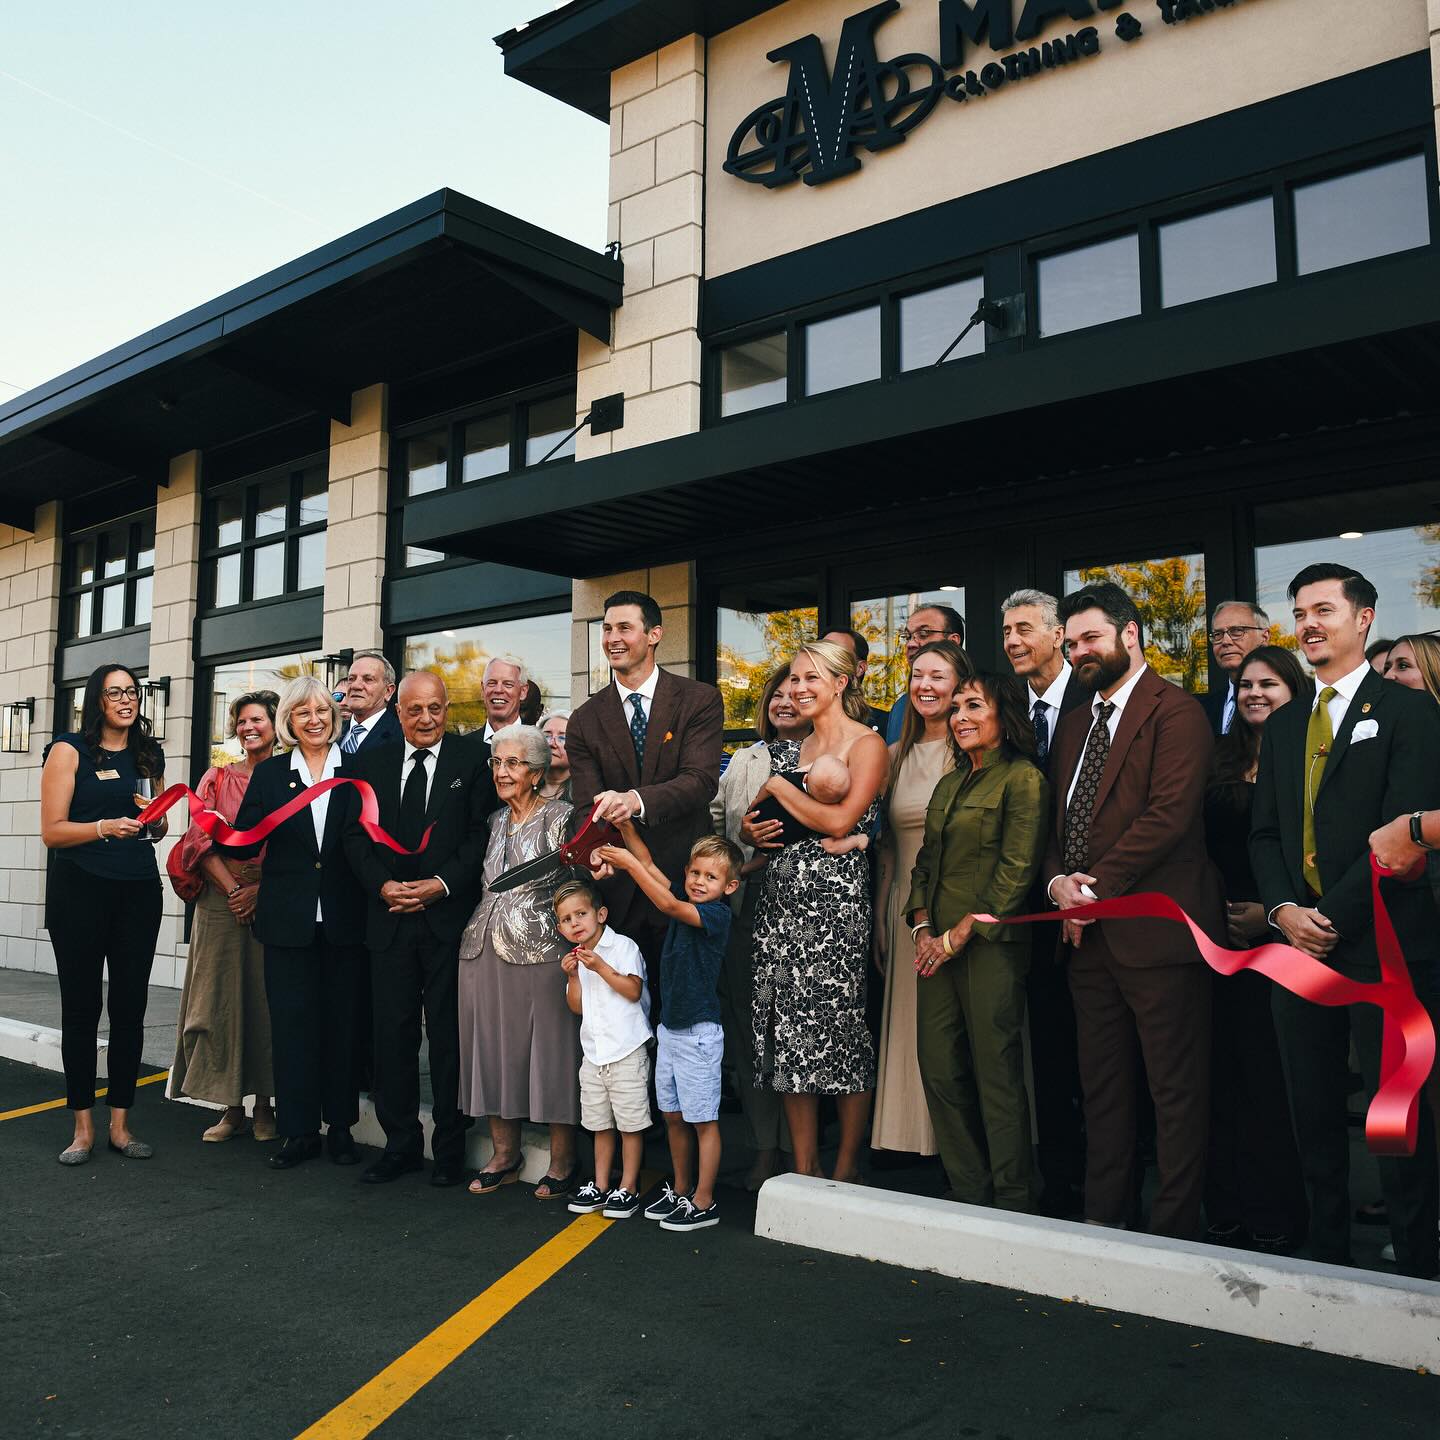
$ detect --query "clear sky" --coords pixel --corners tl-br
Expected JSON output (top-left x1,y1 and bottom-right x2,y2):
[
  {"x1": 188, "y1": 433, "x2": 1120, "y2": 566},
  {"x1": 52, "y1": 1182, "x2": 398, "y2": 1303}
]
[{"x1": 0, "y1": 1, "x2": 609, "y2": 398}]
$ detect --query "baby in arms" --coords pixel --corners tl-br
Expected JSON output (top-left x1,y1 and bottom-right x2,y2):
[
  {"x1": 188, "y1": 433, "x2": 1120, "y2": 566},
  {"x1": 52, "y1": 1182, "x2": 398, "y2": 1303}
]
[{"x1": 742, "y1": 753, "x2": 869, "y2": 876}]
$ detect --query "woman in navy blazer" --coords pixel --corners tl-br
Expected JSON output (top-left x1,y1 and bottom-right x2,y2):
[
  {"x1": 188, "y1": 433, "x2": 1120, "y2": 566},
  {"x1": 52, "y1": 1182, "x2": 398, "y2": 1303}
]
[{"x1": 234, "y1": 675, "x2": 366, "y2": 1171}]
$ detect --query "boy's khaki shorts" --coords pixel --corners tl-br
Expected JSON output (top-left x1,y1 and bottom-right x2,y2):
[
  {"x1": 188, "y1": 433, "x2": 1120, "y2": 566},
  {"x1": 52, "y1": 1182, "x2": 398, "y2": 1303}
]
[{"x1": 579, "y1": 1043, "x2": 653, "y2": 1134}]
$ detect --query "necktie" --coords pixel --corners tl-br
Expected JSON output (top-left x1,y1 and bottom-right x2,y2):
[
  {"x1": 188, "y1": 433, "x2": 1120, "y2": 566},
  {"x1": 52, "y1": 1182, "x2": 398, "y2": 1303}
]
[
  {"x1": 342, "y1": 720, "x2": 366, "y2": 755},
  {"x1": 1221, "y1": 687, "x2": 1235, "y2": 736},
  {"x1": 1302, "y1": 686, "x2": 1338, "y2": 895},
  {"x1": 1062, "y1": 702, "x2": 1116, "y2": 874},
  {"x1": 628, "y1": 692, "x2": 648, "y2": 769},
  {"x1": 1031, "y1": 698, "x2": 1050, "y2": 768},
  {"x1": 399, "y1": 749, "x2": 431, "y2": 850}
]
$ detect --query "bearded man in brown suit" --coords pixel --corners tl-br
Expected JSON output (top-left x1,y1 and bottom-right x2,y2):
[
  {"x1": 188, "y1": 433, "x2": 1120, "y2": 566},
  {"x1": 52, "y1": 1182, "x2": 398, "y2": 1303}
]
[
  {"x1": 1044, "y1": 581, "x2": 1222, "y2": 1240},
  {"x1": 567, "y1": 590, "x2": 724, "y2": 998}
]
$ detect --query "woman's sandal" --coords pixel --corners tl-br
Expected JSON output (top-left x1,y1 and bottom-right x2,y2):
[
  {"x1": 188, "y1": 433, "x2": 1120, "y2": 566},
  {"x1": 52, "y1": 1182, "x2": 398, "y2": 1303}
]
[
  {"x1": 468, "y1": 1156, "x2": 523, "y2": 1195},
  {"x1": 533, "y1": 1168, "x2": 577, "y2": 1201}
]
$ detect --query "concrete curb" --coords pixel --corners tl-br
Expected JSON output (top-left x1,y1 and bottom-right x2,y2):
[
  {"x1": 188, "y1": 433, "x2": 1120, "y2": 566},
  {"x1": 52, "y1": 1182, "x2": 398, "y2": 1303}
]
[
  {"x1": 754, "y1": 1175, "x2": 1440, "y2": 1371},
  {"x1": 4, "y1": 1014, "x2": 551, "y2": 1178}
]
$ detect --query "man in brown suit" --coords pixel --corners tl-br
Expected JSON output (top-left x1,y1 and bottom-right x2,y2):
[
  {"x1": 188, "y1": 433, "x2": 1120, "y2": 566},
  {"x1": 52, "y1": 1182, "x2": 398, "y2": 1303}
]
[
  {"x1": 568, "y1": 590, "x2": 724, "y2": 992},
  {"x1": 1045, "y1": 582, "x2": 1221, "y2": 1239}
]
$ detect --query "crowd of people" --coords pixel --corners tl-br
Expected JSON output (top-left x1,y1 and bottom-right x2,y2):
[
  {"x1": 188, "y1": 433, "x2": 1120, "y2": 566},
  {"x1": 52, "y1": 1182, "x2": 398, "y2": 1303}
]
[{"x1": 34, "y1": 573, "x2": 1440, "y2": 1269}]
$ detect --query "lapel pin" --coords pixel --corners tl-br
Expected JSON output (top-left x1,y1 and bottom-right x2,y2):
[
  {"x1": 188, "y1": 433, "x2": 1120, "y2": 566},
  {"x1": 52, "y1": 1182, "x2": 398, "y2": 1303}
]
[
  {"x1": 1361, "y1": 703, "x2": 1372, "y2": 714},
  {"x1": 664, "y1": 731, "x2": 674, "y2": 743},
  {"x1": 289, "y1": 780, "x2": 298, "y2": 789}
]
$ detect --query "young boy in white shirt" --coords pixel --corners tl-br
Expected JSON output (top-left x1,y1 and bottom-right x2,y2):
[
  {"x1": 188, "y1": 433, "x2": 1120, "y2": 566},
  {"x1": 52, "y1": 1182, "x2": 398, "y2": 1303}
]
[{"x1": 556, "y1": 878, "x2": 653, "y2": 1219}]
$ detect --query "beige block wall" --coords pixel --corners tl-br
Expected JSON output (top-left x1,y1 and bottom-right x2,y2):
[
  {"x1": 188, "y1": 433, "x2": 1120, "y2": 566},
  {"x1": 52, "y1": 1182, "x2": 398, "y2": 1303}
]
[
  {"x1": 0, "y1": 502, "x2": 61, "y2": 975},
  {"x1": 706, "y1": 0, "x2": 1430, "y2": 277},
  {"x1": 323, "y1": 383, "x2": 388, "y2": 653},
  {"x1": 570, "y1": 562, "x2": 697, "y2": 705},
  {"x1": 576, "y1": 36, "x2": 706, "y2": 460},
  {"x1": 147, "y1": 451, "x2": 203, "y2": 986}
]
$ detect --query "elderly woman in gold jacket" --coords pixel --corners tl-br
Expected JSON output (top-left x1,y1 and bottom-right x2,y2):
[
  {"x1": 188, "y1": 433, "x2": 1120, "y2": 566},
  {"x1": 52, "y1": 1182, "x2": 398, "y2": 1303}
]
[
  {"x1": 458, "y1": 724, "x2": 581, "y2": 1200},
  {"x1": 907, "y1": 672, "x2": 1050, "y2": 1213}
]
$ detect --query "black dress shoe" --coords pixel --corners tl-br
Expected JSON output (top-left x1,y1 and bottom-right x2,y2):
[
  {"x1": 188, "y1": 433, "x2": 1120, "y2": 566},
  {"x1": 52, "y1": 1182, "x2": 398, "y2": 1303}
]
[
  {"x1": 430, "y1": 1162, "x2": 463, "y2": 1188},
  {"x1": 327, "y1": 1127, "x2": 360, "y2": 1165},
  {"x1": 361, "y1": 1151, "x2": 424, "y2": 1184},
  {"x1": 268, "y1": 1135, "x2": 322, "y2": 1170}
]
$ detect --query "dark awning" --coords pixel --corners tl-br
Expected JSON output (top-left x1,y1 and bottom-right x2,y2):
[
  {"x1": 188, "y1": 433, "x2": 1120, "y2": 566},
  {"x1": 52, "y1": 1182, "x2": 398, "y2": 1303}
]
[
  {"x1": 496, "y1": 0, "x2": 786, "y2": 119},
  {"x1": 0, "y1": 190, "x2": 622, "y2": 529},
  {"x1": 403, "y1": 246, "x2": 1440, "y2": 576}
]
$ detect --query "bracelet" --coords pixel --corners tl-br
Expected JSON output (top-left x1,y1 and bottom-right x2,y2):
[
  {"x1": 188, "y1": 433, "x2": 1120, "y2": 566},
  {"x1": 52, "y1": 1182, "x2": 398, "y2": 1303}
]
[
  {"x1": 909, "y1": 921, "x2": 931, "y2": 939},
  {"x1": 95, "y1": 819, "x2": 108, "y2": 842},
  {"x1": 941, "y1": 929, "x2": 954, "y2": 957},
  {"x1": 227, "y1": 883, "x2": 244, "y2": 898}
]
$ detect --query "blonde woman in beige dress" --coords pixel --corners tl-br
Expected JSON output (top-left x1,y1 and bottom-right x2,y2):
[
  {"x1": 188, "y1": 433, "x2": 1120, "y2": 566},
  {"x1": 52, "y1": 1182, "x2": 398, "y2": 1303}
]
[{"x1": 871, "y1": 641, "x2": 972, "y2": 1156}]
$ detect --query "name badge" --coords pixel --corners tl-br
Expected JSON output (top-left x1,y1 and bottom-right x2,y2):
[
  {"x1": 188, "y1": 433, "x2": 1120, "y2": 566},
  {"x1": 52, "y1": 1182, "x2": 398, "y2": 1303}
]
[{"x1": 95, "y1": 769, "x2": 121, "y2": 781}]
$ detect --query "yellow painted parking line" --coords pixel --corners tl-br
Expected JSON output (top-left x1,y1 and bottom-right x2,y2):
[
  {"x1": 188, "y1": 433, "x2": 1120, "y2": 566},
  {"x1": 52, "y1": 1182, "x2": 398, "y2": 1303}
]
[
  {"x1": 0, "y1": 1069, "x2": 167, "y2": 1122},
  {"x1": 295, "y1": 1210, "x2": 615, "y2": 1439}
]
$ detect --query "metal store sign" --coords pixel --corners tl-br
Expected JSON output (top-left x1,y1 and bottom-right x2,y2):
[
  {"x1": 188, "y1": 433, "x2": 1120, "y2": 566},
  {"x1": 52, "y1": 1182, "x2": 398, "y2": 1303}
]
[{"x1": 724, "y1": 0, "x2": 1255, "y2": 189}]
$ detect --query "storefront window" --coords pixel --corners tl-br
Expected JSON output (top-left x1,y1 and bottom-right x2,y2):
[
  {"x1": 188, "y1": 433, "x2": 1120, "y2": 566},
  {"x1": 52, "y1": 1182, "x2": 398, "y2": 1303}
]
[
  {"x1": 899, "y1": 276, "x2": 985, "y2": 371},
  {"x1": 525, "y1": 395, "x2": 577, "y2": 465},
  {"x1": 849, "y1": 587, "x2": 966, "y2": 711},
  {"x1": 715, "y1": 579, "x2": 819, "y2": 735},
  {"x1": 1037, "y1": 233, "x2": 1141, "y2": 338},
  {"x1": 404, "y1": 611, "x2": 571, "y2": 734},
  {"x1": 1064, "y1": 554, "x2": 1207, "y2": 692},
  {"x1": 1294, "y1": 154, "x2": 1430, "y2": 277},
  {"x1": 463, "y1": 414, "x2": 511, "y2": 482},
  {"x1": 804, "y1": 305, "x2": 881, "y2": 396},
  {"x1": 406, "y1": 430, "x2": 449, "y2": 497},
  {"x1": 720, "y1": 334, "x2": 787, "y2": 416},
  {"x1": 203, "y1": 463, "x2": 328, "y2": 610},
  {"x1": 1256, "y1": 525, "x2": 1440, "y2": 652},
  {"x1": 1159, "y1": 196, "x2": 1276, "y2": 309},
  {"x1": 206, "y1": 652, "x2": 317, "y2": 768},
  {"x1": 62, "y1": 513, "x2": 157, "y2": 640}
]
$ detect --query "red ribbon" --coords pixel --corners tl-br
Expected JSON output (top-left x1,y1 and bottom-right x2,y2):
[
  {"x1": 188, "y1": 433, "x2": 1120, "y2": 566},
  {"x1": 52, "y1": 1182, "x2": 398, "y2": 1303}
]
[
  {"x1": 138, "y1": 779, "x2": 432, "y2": 856},
  {"x1": 976, "y1": 855, "x2": 1435, "y2": 1156}
]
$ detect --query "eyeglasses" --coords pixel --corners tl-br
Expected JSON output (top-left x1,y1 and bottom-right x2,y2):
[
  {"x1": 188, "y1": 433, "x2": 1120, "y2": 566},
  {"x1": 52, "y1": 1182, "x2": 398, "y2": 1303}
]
[
  {"x1": 489, "y1": 756, "x2": 536, "y2": 772},
  {"x1": 1208, "y1": 625, "x2": 1266, "y2": 643},
  {"x1": 547, "y1": 734, "x2": 567, "y2": 747},
  {"x1": 903, "y1": 626, "x2": 946, "y2": 643},
  {"x1": 102, "y1": 686, "x2": 140, "y2": 702}
]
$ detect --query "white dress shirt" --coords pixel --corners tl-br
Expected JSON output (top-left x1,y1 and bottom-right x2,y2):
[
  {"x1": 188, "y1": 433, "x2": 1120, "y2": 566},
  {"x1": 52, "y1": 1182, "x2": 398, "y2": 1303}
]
[
  {"x1": 576, "y1": 925, "x2": 652, "y2": 1065},
  {"x1": 614, "y1": 665, "x2": 662, "y2": 820},
  {"x1": 291, "y1": 743, "x2": 342, "y2": 921},
  {"x1": 483, "y1": 718, "x2": 518, "y2": 746},
  {"x1": 399, "y1": 738, "x2": 450, "y2": 896},
  {"x1": 1064, "y1": 664, "x2": 1149, "y2": 809},
  {"x1": 1029, "y1": 661, "x2": 1073, "y2": 755},
  {"x1": 1219, "y1": 681, "x2": 1236, "y2": 736}
]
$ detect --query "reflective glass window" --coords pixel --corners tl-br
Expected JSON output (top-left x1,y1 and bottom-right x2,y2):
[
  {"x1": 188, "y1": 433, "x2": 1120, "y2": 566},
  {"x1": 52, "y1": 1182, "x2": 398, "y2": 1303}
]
[
  {"x1": 254, "y1": 478, "x2": 289, "y2": 537},
  {"x1": 525, "y1": 396, "x2": 577, "y2": 466},
  {"x1": 463, "y1": 414, "x2": 510, "y2": 483},
  {"x1": 132, "y1": 575, "x2": 153, "y2": 627},
  {"x1": 804, "y1": 306, "x2": 881, "y2": 396},
  {"x1": 405, "y1": 546, "x2": 446, "y2": 568},
  {"x1": 296, "y1": 532, "x2": 325, "y2": 592},
  {"x1": 213, "y1": 493, "x2": 244, "y2": 548},
  {"x1": 206, "y1": 652, "x2": 316, "y2": 768},
  {"x1": 214, "y1": 552, "x2": 241, "y2": 608},
  {"x1": 299, "y1": 469, "x2": 328, "y2": 526},
  {"x1": 899, "y1": 277, "x2": 985, "y2": 371},
  {"x1": 1294, "y1": 155, "x2": 1430, "y2": 276},
  {"x1": 72, "y1": 538, "x2": 96, "y2": 588},
  {"x1": 406, "y1": 431, "x2": 449, "y2": 496},
  {"x1": 1037, "y1": 233, "x2": 1141, "y2": 338},
  {"x1": 714, "y1": 576, "x2": 820, "y2": 735},
  {"x1": 720, "y1": 335, "x2": 788, "y2": 416},
  {"x1": 70, "y1": 593, "x2": 92, "y2": 639},
  {"x1": 99, "y1": 583, "x2": 124, "y2": 632},
  {"x1": 1160, "y1": 197, "x2": 1277, "y2": 309},
  {"x1": 252, "y1": 542, "x2": 284, "y2": 600}
]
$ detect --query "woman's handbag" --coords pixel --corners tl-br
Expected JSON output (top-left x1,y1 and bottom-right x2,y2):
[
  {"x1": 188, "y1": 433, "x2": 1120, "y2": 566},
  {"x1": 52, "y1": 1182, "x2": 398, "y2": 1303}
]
[{"x1": 165, "y1": 840, "x2": 205, "y2": 902}]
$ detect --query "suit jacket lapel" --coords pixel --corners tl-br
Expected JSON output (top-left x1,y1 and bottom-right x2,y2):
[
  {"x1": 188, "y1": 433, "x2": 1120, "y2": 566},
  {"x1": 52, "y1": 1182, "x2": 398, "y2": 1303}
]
[
  {"x1": 289, "y1": 765, "x2": 320, "y2": 856},
  {"x1": 1090, "y1": 670, "x2": 1161, "y2": 817},
  {"x1": 1317, "y1": 669, "x2": 1380, "y2": 800},
  {"x1": 641, "y1": 671, "x2": 678, "y2": 786},
  {"x1": 597, "y1": 685, "x2": 641, "y2": 788},
  {"x1": 424, "y1": 743, "x2": 460, "y2": 824}
]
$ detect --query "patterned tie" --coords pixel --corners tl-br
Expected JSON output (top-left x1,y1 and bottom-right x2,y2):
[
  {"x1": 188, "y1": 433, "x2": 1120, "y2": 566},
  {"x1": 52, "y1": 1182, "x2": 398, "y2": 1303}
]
[
  {"x1": 1302, "y1": 686, "x2": 1338, "y2": 895},
  {"x1": 628, "y1": 692, "x2": 648, "y2": 769},
  {"x1": 1062, "y1": 702, "x2": 1115, "y2": 874},
  {"x1": 341, "y1": 720, "x2": 366, "y2": 755},
  {"x1": 1031, "y1": 698, "x2": 1050, "y2": 768}
]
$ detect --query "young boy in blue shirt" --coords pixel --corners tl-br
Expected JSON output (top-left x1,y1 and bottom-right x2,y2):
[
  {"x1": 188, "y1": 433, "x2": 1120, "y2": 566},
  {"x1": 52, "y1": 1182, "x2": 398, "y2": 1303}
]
[{"x1": 598, "y1": 826, "x2": 742, "y2": 1231}]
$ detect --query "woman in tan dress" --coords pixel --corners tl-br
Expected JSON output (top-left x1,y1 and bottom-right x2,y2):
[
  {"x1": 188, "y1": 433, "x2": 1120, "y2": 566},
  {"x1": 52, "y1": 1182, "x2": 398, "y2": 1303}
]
[
  {"x1": 871, "y1": 641, "x2": 973, "y2": 1156},
  {"x1": 169, "y1": 691, "x2": 280, "y2": 1141}
]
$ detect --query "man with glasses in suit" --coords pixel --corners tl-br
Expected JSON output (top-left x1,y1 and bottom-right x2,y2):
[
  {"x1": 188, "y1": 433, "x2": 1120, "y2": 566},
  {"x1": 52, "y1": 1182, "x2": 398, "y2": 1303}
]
[{"x1": 1203, "y1": 602, "x2": 1270, "y2": 736}]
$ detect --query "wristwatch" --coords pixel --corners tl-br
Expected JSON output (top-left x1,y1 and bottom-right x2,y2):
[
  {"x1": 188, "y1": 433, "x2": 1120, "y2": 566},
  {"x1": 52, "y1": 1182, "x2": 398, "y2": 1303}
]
[{"x1": 1410, "y1": 812, "x2": 1435, "y2": 851}]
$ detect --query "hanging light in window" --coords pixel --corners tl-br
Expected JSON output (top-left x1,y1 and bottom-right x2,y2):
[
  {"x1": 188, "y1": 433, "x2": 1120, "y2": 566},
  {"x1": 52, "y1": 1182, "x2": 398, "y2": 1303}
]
[
  {"x1": 2, "y1": 698, "x2": 34, "y2": 754},
  {"x1": 318, "y1": 650, "x2": 354, "y2": 699},
  {"x1": 140, "y1": 677, "x2": 170, "y2": 742}
]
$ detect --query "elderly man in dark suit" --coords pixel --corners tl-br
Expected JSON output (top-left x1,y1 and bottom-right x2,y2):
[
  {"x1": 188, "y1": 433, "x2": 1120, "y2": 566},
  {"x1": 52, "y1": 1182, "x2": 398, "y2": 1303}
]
[
  {"x1": 1251, "y1": 562, "x2": 1440, "y2": 1277},
  {"x1": 339, "y1": 650, "x2": 402, "y2": 755},
  {"x1": 1045, "y1": 582, "x2": 1222, "y2": 1239},
  {"x1": 1201, "y1": 602, "x2": 1270, "y2": 736},
  {"x1": 567, "y1": 590, "x2": 724, "y2": 991},
  {"x1": 343, "y1": 670, "x2": 494, "y2": 1189},
  {"x1": 1002, "y1": 587, "x2": 1089, "y2": 1216}
]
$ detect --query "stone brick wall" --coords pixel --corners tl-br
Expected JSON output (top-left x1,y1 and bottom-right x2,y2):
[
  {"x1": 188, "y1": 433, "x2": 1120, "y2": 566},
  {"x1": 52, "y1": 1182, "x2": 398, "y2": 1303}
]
[
  {"x1": 570, "y1": 561, "x2": 696, "y2": 706},
  {"x1": 322, "y1": 383, "x2": 388, "y2": 654}
]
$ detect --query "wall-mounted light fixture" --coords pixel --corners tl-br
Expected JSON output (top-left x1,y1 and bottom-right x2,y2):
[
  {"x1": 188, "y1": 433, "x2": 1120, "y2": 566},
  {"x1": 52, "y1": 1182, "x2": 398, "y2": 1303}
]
[
  {"x1": 140, "y1": 677, "x2": 170, "y2": 742},
  {"x1": 318, "y1": 650, "x2": 354, "y2": 697},
  {"x1": 2, "y1": 698, "x2": 35, "y2": 754}
]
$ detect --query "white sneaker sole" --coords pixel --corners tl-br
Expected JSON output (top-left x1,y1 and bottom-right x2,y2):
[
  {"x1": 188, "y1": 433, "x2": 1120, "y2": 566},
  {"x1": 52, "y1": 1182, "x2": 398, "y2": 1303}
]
[
  {"x1": 602, "y1": 1207, "x2": 641, "y2": 1220},
  {"x1": 660, "y1": 1214, "x2": 719, "y2": 1232}
]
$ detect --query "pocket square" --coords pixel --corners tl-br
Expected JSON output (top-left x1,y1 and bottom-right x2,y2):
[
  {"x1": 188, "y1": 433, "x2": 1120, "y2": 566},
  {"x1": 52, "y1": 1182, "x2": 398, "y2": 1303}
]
[
  {"x1": 450, "y1": 777, "x2": 463, "y2": 789},
  {"x1": 1351, "y1": 719, "x2": 1379, "y2": 743}
]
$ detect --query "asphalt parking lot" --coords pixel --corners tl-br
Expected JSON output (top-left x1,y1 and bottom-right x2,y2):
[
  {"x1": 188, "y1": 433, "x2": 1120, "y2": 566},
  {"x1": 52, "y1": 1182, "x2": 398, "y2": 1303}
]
[{"x1": 1, "y1": 1055, "x2": 1433, "y2": 1440}]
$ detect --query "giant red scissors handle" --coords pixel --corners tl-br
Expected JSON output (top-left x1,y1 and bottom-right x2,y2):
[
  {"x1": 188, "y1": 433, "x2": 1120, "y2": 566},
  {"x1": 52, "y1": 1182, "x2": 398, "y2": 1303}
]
[{"x1": 976, "y1": 856, "x2": 1434, "y2": 1156}]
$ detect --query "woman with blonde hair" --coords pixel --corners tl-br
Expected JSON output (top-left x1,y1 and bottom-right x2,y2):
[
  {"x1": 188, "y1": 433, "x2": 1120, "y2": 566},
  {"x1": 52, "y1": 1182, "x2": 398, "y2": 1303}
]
[
  {"x1": 746, "y1": 640, "x2": 888, "y2": 1183},
  {"x1": 233, "y1": 674, "x2": 367, "y2": 1171},
  {"x1": 1384, "y1": 633, "x2": 1440, "y2": 701},
  {"x1": 169, "y1": 689, "x2": 281, "y2": 1142}
]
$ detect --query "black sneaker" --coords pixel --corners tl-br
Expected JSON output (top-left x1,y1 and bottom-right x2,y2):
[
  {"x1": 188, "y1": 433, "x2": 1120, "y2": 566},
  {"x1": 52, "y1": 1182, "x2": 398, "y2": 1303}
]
[
  {"x1": 567, "y1": 1180, "x2": 609, "y2": 1214},
  {"x1": 643, "y1": 1180, "x2": 683, "y2": 1222},
  {"x1": 660, "y1": 1196, "x2": 719, "y2": 1232},
  {"x1": 602, "y1": 1187, "x2": 642, "y2": 1220}
]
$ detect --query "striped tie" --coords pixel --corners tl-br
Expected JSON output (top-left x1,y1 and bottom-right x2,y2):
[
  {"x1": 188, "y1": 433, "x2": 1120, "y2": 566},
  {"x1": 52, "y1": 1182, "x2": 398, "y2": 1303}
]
[{"x1": 341, "y1": 720, "x2": 366, "y2": 755}]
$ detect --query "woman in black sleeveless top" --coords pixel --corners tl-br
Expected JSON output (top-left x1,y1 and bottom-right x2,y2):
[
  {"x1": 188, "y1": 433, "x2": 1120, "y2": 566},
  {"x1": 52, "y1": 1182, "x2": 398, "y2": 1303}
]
[{"x1": 40, "y1": 664, "x2": 168, "y2": 1165}]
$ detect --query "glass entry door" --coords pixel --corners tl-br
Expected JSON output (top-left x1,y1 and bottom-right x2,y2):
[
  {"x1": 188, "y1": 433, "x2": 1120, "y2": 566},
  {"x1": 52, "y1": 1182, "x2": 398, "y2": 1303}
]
[{"x1": 714, "y1": 574, "x2": 820, "y2": 744}]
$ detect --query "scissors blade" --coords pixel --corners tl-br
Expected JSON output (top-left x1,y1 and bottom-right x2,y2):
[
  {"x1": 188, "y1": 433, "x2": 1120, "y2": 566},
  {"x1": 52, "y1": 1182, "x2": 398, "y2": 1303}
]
[{"x1": 487, "y1": 848, "x2": 564, "y2": 894}]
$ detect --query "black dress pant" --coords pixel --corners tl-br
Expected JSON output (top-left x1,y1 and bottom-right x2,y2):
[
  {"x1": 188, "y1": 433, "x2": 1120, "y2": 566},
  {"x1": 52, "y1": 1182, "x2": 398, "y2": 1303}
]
[
  {"x1": 371, "y1": 918, "x2": 464, "y2": 1167},
  {"x1": 1272, "y1": 979, "x2": 1439, "y2": 1278},
  {"x1": 47, "y1": 860, "x2": 162, "y2": 1111},
  {"x1": 264, "y1": 938, "x2": 361, "y2": 1139},
  {"x1": 1025, "y1": 928, "x2": 1086, "y2": 1205}
]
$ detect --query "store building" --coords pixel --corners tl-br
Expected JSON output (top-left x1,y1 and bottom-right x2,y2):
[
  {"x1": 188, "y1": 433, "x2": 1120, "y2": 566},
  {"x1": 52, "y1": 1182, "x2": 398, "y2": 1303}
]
[{"x1": 1, "y1": 0, "x2": 1438, "y2": 982}]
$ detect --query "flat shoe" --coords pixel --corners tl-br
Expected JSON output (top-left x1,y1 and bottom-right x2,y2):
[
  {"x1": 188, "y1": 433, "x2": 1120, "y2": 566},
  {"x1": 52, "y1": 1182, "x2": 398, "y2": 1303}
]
[
  {"x1": 108, "y1": 1138, "x2": 154, "y2": 1159},
  {"x1": 58, "y1": 1145, "x2": 92, "y2": 1166},
  {"x1": 202, "y1": 1115, "x2": 250, "y2": 1143},
  {"x1": 468, "y1": 1157, "x2": 523, "y2": 1194}
]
